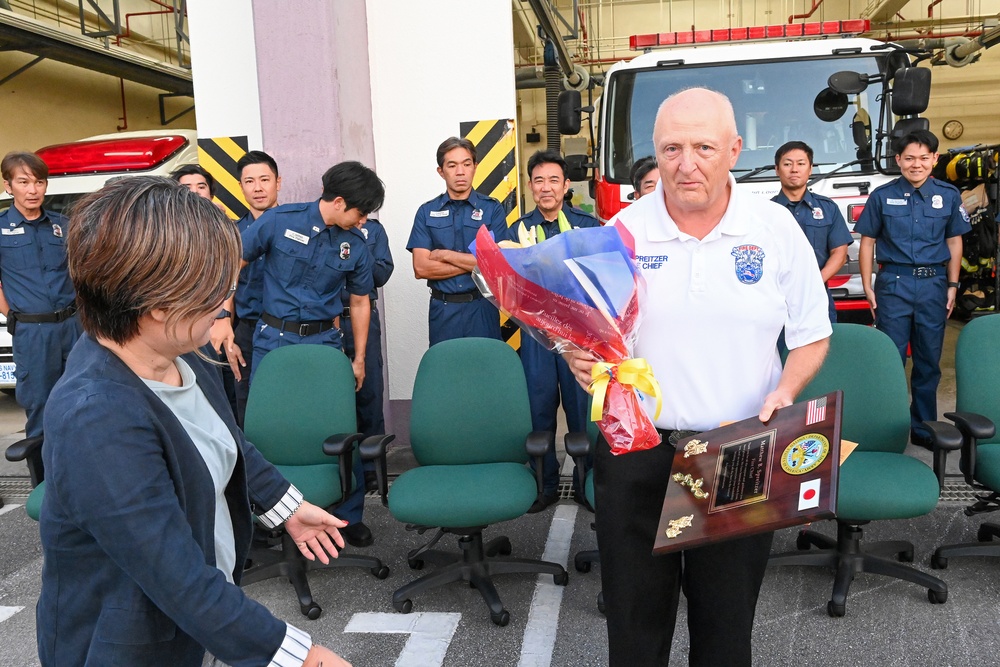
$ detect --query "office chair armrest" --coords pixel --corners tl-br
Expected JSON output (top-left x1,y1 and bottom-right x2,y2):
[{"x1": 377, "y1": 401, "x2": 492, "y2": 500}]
[
  {"x1": 944, "y1": 411, "x2": 996, "y2": 486},
  {"x1": 359, "y1": 434, "x2": 395, "y2": 506},
  {"x1": 923, "y1": 420, "x2": 963, "y2": 490},
  {"x1": 5, "y1": 435, "x2": 44, "y2": 487},
  {"x1": 943, "y1": 411, "x2": 996, "y2": 441},
  {"x1": 323, "y1": 433, "x2": 364, "y2": 499},
  {"x1": 525, "y1": 430, "x2": 554, "y2": 495},
  {"x1": 563, "y1": 432, "x2": 591, "y2": 460}
]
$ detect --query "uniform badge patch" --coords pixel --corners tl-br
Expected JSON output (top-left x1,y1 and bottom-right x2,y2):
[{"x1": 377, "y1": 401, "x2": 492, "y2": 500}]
[
  {"x1": 339, "y1": 241, "x2": 351, "y2": 260},
  {"x1": 471, "y1": 209, "x2": 483, "y2": 221},
  {"x1": 731, "y1": 244, "x2": 766, "y2": 285},
  {"x1": 812, "y1": 207, "x2": 824, "y2": 219},
  {"x1": 52, "y1": 224, "x2": 63, "y2": 238},
  {"x1": 931, "y1": 194, "x2": 943, "y2": 209}
]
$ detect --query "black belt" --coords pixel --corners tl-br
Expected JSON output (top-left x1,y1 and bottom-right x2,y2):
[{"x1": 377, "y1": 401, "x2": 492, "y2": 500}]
[
  {"x1": 12, "y1": 305, "x2": 77, "y2": 324},
  {"x1": 260, "y1": 311, "x2": 336, "y2": 337},
  {"x1": 341, "y1": 299, "x2": 377, "y2": 320},
  {"x1": 879, "y1": 263, "x2": 946, "y2": 278},
  {"x1": 430, "y1": 289, "x2": 483, "y2": 303},
  {"x1": 658, "y1": 428, "x2": 700, "y2": 447}
]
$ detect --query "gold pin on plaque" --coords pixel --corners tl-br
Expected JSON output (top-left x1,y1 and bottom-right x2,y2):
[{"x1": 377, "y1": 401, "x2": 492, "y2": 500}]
[
  {"x1": 671, "y1": 472, "x2": 709, "y2": 499},
  {"x1": 683, "y1": 439, "x2": 708, "y2": 458},
  {"x1": 665, "y1": 515, "x2": 694, "y2": 539}
]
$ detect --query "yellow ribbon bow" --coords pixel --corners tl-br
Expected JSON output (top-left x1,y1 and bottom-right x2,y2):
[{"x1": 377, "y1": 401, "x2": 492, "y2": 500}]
[{"x1": 589, "y1": 358, "x2": 663, "y2": 422}]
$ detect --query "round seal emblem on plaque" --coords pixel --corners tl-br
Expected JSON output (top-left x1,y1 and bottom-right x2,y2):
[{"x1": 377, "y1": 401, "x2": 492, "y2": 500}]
[{"x1": 780, "y1": 434, "x2": 830, "y2": 475}]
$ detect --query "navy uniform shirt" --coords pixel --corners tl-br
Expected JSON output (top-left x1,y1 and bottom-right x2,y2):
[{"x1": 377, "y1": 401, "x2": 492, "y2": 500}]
[
  {"x1": 342, "y1": 218, "x2": 393, "y2": 305},
  {"x1": 406, "y1": 189, "x2": 507, "y2": 294},
  {"x1": 855, "y1": 176, "x2": 971, "y2": 265},
  {"x1": 235, "y1": 212, "x2": 265, "y2": 321},
  {"x1": 512, "y1": 203, "x2": 600, "y2": 242},
  {"x1": 771, "y1": 190, "x2": 852, "y2": 269},
  {"x1": 242, "y1": 200, "x2": 374, "y2": 322},
  {"x1": 0, "y1": 206, "x2": 75, "y2": 314}
]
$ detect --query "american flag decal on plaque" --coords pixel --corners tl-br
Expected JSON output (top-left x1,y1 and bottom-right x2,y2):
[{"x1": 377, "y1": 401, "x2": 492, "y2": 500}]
[{"x1": 806, "y1": 397, "x2": 827, "y2": 425}]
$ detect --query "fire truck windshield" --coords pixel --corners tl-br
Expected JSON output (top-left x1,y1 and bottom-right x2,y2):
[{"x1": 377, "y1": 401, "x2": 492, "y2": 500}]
[{"x1": 604, "y1": 54, "x2": 884, "y2": 183}]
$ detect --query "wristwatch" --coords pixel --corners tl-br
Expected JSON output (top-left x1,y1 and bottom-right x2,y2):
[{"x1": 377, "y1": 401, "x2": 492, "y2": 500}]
[
  {"x1": 216, "y1": 308, "x2": 232, "y2": 320},
  {"x1": 947, "y1": 282, "x2": 960, "y2": 289}
]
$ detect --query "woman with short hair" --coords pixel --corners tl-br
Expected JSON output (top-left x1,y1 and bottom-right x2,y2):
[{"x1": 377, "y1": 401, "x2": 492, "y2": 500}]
[{"x1": 36, "y1": 176, "x2": 350, "y2": 667}]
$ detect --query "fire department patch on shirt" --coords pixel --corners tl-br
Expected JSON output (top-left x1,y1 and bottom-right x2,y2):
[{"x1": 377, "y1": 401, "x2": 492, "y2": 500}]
[
  {"x1": 731, "y1": 244, "x2": 765, "y2": 285},
  {"x1": 340, "y1": 242, "x2": 351, "y2": 260}
]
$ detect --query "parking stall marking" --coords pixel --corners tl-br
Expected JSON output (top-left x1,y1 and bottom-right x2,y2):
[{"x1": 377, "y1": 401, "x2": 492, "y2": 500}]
[{"x1": 344, "y1": 611, "x2": 461, "y2": 667}]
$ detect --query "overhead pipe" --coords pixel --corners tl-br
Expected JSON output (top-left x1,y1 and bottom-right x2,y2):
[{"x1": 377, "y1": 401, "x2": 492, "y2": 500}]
[
  {"x1": 789, "y1": 0, "x2": 826, "y2": 24},
  {"x1": 544, "y1": 40, "x2": 562, "y2": 151},
  {"x1": 526, "y1": 0, "x2": 588, "y2": 91}
]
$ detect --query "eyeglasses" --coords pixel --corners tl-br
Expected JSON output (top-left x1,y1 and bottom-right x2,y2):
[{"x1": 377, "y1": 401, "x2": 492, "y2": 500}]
[{"x1": 224, "y1": 284, "x2": 237, "y2": 301}]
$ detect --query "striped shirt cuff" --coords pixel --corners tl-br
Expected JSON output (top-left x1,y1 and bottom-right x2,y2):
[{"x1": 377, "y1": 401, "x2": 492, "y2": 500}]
[
  {"x1": 257, "y1": 485, "x2": 304, "y2": 529},
  {"x1": 268, "y1": 622, "x2": 311, "y2": 667}
]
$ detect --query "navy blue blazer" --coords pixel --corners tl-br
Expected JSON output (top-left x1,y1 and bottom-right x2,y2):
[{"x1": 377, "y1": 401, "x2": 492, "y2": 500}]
[{"x1": 38, "y1": 334, "x2": 292, "y2": 667}]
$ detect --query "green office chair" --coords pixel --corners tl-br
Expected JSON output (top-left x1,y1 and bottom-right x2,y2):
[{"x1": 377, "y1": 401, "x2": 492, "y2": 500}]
[
  {"x1": 769, "y1": 323, "x2": 955, "y2": 616},
  {"x1": 378, "y1": 338, "x2": 568, "y2": 626},
  {"x1": 933, "y1": 314, "x2": 1000, "y2": 568},
  {"x1": 5, "y1": 434, "x2": 45, "y2": 519},
  {"x1": 241, "y1": 344, "x2": 390, "y2": 619}
]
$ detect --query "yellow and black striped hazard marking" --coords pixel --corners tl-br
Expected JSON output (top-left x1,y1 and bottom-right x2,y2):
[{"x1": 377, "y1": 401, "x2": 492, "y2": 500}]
[
  {"x1": 460, "y1": 118, "x2": 521, "y2": 349},
  {"x1": 197, "y1": 136, "x2": 250, "y2": 220}
]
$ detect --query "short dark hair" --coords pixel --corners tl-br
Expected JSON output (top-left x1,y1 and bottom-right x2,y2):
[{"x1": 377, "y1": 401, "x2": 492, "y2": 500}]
[
  {"x1": 527, "y1": 150, "x2": 568, "y2": 180},
  {"x1": 170, "y1": 164, "x2": 215, "y2": 196},
  {"x1": 68, "y1": 176, "x2": 240, "y2": 345},
  {"x1": 774, "y1": 141, "x2": 814, "y2": 166},
  {"x1": 894, "y1": 129, "x2": 939, "y2": 156},
  {"x1": 629, "y1": 156, "x2": 657, "y2": 192},
  {"x1": 436, "y1": 137, "x2": 477, "y2": 168},
  {"x1": 236, "y1": 150, "x2": 279, "y2": 179},
  {"x1": 2, "y1": 151, "x2": 49, "y2": 182},
  {"x1": 320, "y1": 161, "x2": 385, "y2": 215}
]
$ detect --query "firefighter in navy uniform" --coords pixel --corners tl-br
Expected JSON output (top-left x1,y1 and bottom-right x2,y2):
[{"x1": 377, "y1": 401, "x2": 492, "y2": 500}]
[
  {"x1": 856, "y1": 129, "x2": 971, "y2": 447},
  {"x1": 0, "y1": 152, "x2": 83, "y2": 438},
  {"x1": 771, "y1": 141, "x2": 852, "y2": 322},
  {"x1": 340, "y1": 217, "x2": 393, "y2": 491},
  {"x1": 407, "y1": 137, "x2": 508, "y2": 346},
  {"x1": 240, "y1": 161, "x2": 383, "y2": 548},
  {"x1": 514, "y1": 150, "x2": 600, "y2": 512}
]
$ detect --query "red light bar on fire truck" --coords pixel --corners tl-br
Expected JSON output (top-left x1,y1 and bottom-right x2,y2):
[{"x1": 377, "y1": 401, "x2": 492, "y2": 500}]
[
  {"x1": 629, "y1": 20, "x2": 871, "y2": 51},
  {"x1": 36, "y1": 135, "x2": 190, "y2": 176}
]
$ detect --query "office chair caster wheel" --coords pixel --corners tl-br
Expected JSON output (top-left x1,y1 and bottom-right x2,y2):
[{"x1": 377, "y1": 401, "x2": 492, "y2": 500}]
[
  {"x1": 827, "y1": 600, "x2": 845, "y2": 617},
  {"x1": 931, "y1": 554, "x2": 948, "y2": 569},
  {"x1": 301, "y1": 603, "x2": 322, "y2": 620},
  {"x1": 554, "y1": 571, "x2": 569, "y2": 586},
  {"x1": 897, "y1": 548, "x2": 914, "y2": 563},
  {"x1": 597, "y1": 592, "x2": 606, "y2": 615},
  {"x1": 407, "y1": 557, "x2": 424, "y2": 570},
  {"x1": 795, "y1": 532, "x2": 812, "y2": 551},
  {"x1": 394, "y1": 599, "x2": 413, "y2": 614},
  {"x1": 372, "y1": 565, "x2": 390, "y2": 579},
  {"x1": 978, "y1": 525, "x2": 995, "y2": 542},
  {"x1": 490, "y1": 609, "x2": 510, "y2": 627},
  {"x1": 575, "y1": 558, "x2": 592, "y2": 573},
  {"x1": 928, "y1": 589, "x2": 947, "y2": 604}
]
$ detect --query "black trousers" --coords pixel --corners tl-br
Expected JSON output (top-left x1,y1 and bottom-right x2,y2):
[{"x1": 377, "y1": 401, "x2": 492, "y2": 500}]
[
  {"x1": 594, "y1": 433, "x2": 773, "y2": 666},
  {"x1": 233, "y1": 317, "x2": 257, "y2": 428}
]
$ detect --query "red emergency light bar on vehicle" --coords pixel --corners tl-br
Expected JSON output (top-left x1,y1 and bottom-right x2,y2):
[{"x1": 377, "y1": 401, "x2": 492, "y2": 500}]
[
  {"x1": 36, "y1": 135, "x2": 190, "y2": 176},
  {"x1": 629, "y1": 19, "x2": 871, "y2": 50}
]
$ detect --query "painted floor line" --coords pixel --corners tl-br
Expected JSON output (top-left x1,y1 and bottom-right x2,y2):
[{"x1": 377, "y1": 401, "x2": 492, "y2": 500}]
[
  {"x1": 344, "y1": 611, "x2": 461, "y2": 667},
  {"x1": 0, "y1": 606, "x2": 24, "y2": 623},
  {"x1": 518, "y1": 503, "x2": 579, "y2": 667},
  {"x1": 0, "y1": 503, "x2": 23, "y2": 517}
]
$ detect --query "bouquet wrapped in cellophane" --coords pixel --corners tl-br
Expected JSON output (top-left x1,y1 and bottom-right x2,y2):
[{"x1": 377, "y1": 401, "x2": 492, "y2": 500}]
[{"x1": 473, "y1": 222, "x2": 662, "y2": 455}]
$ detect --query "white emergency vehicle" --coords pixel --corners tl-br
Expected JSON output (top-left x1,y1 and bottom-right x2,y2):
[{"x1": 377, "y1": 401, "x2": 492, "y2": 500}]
[
  {"x1": 560, "y1": 19, "x2": 934, "y2": 318},
  {"x1": 0, "y1": 129, "x2": 200, "y2": 389}
]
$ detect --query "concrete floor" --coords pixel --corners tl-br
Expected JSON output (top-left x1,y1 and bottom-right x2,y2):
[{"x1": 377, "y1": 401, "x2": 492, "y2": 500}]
[{"x1": 2, "y1": 318, "x2": 999, "y2": 666}]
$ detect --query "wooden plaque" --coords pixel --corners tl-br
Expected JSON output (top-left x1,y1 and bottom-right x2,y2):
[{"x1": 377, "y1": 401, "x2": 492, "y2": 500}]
[{"x1": 653, "y1": 391, "x2": 842, "y2": 554}]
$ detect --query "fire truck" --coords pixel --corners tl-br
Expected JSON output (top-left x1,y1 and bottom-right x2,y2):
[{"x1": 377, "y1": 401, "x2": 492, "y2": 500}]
[{"x1": 559, "y1": 19, "x2": 934, "y2": 316}]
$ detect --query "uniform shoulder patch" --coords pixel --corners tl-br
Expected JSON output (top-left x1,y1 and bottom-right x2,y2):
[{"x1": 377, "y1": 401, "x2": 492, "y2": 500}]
[{"x1": 731, "y1": 244, "x2": 766, "y2": 285}]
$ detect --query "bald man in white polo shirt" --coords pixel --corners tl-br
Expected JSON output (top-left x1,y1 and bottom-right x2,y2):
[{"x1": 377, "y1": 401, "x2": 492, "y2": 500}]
[{"x1": 567, "y1": 88, "x2": 831, "y2": 666}]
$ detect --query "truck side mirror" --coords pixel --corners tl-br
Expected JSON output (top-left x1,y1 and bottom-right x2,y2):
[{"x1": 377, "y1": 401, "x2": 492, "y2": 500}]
[
  {"x1": 565, "y1": 154, "x2": 590, "y2": 181},
  {"x1": 558, "y1": 90, "x2": 582, "y2": 135},
  {"x1": 891, "y1": 67, "x2": 931, "y2": 115},
  {"x1": 828, "y1": 71, "x2": 869, "y2": 95}
]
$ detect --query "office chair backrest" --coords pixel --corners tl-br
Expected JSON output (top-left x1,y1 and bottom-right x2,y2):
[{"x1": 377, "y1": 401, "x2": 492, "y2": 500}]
[
  {"x1": 955, "y1": 314, "x2": 1000, "y2": 443},
  {"x1": 410, "y1": 338, "x2": 533, "y2": 466},
  {"x1": 245, "y1": 345, "x2": 357, "y2": 466},
  {"x1": 799, "y1": 323, "x2": 910, "y2": 454}
]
